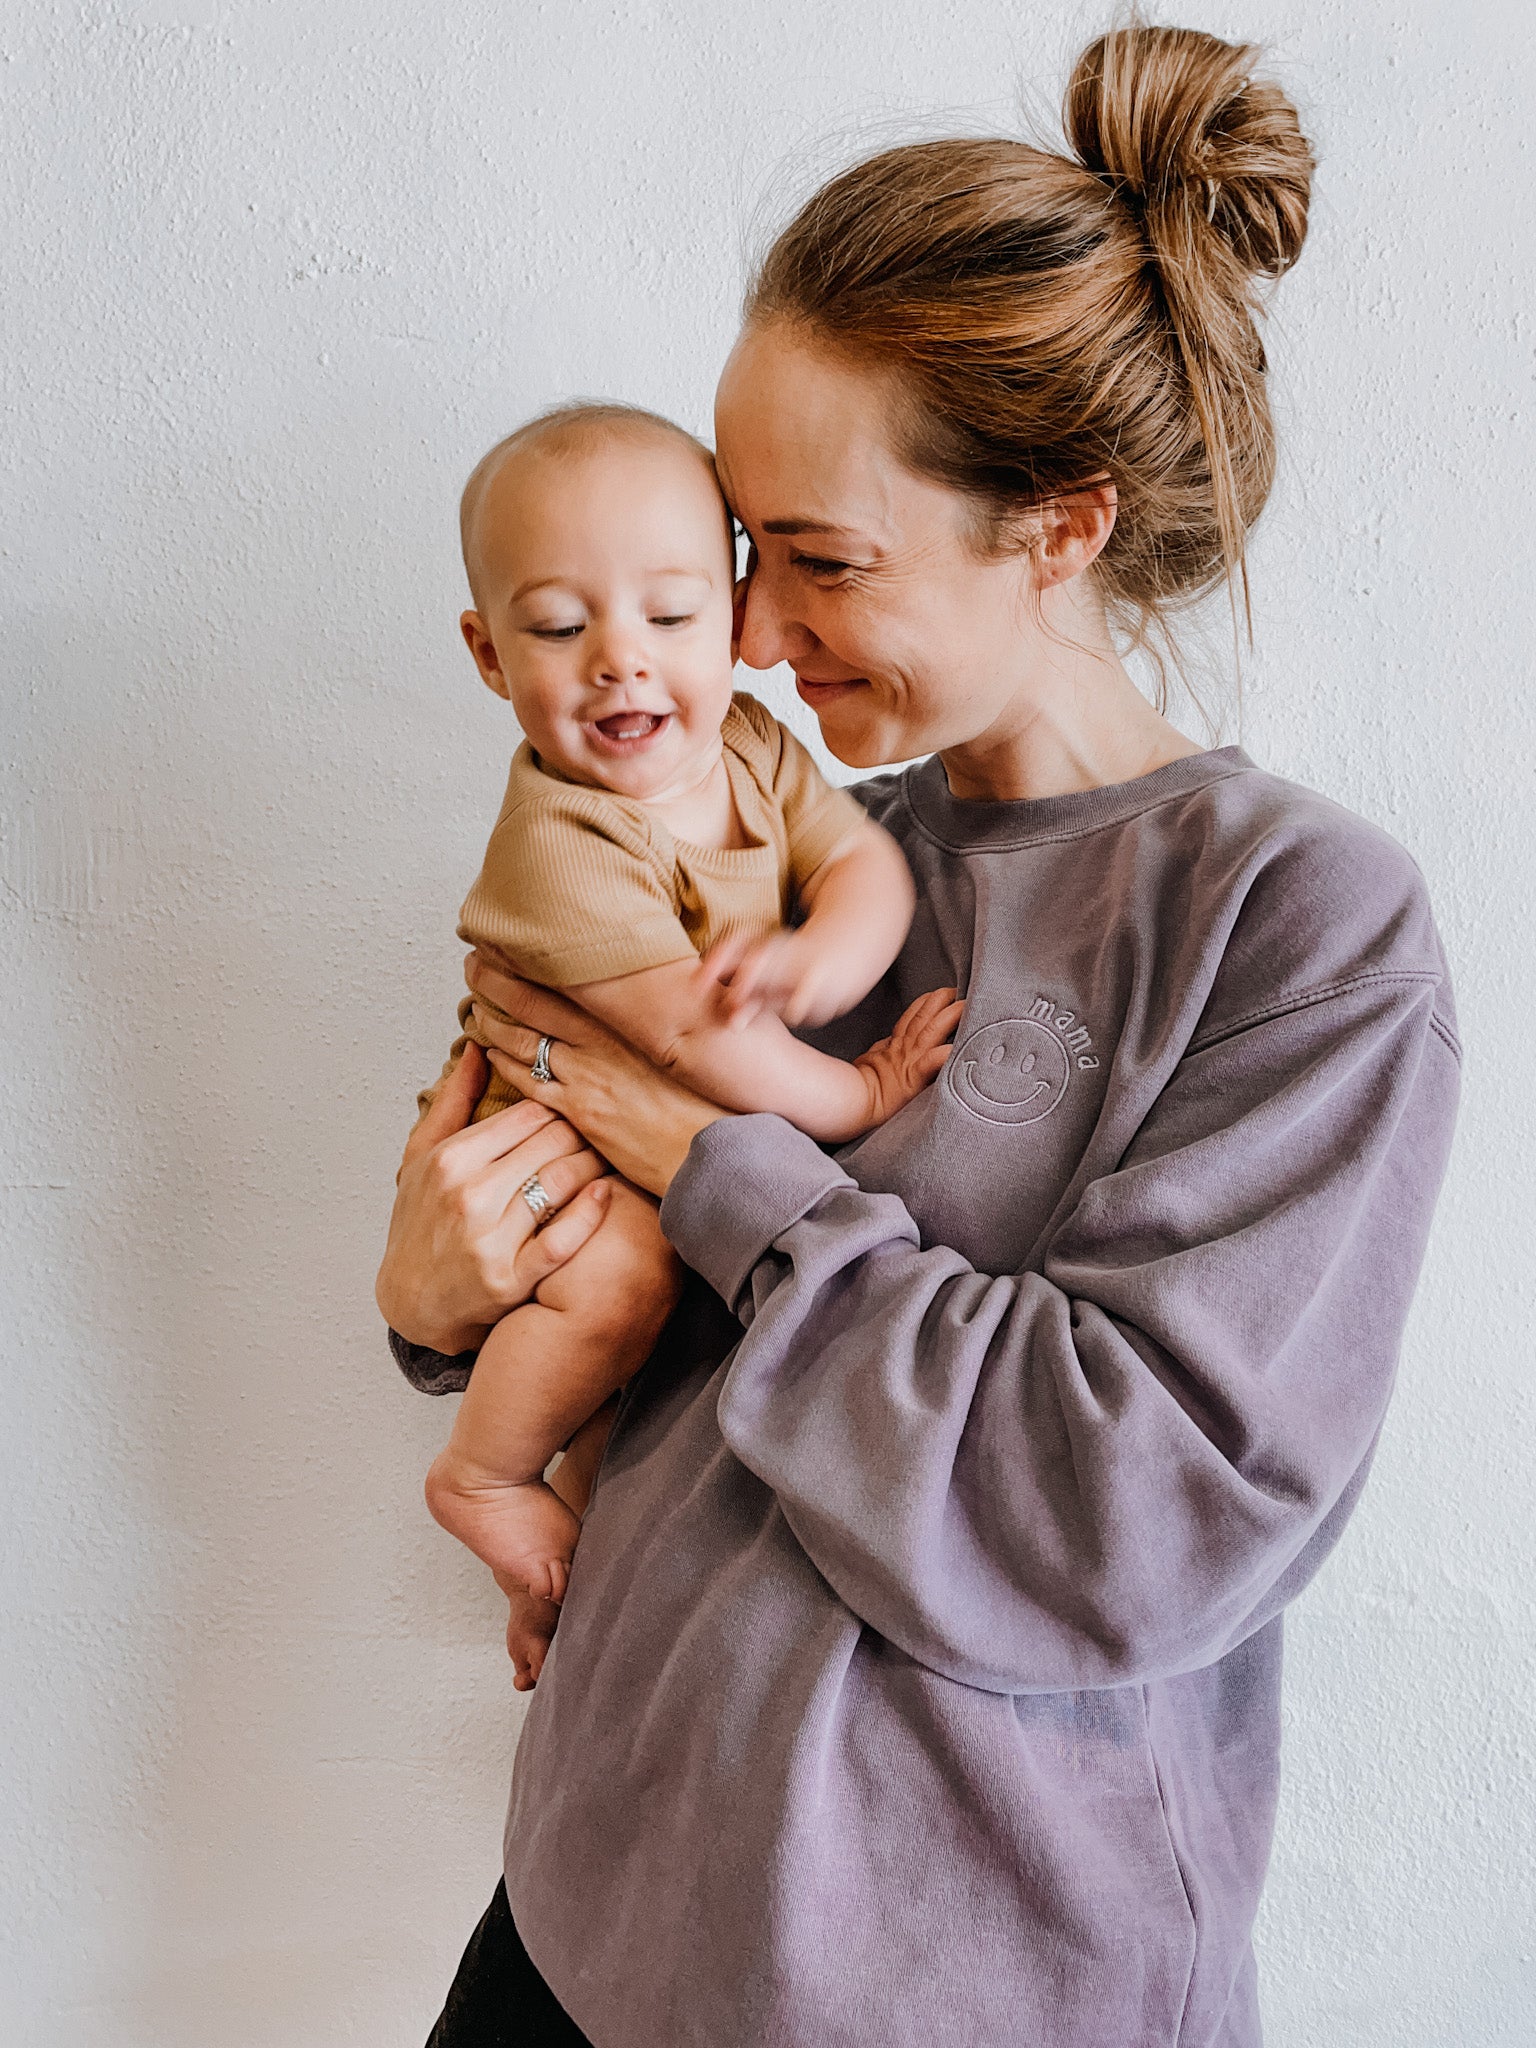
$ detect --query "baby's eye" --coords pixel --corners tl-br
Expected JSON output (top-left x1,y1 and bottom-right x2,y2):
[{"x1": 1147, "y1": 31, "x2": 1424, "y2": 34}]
[
  {"x1": 650, "y1": 613, "x2": 695, "y2": 628},
  {"x1": 529, "y1": 623, "x2": 584, "y2": 640}
]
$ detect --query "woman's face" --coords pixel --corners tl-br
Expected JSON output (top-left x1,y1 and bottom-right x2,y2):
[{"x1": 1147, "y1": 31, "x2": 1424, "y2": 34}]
[{"x1": 713, "y1": 323, "x2": 1046, "y2": 771}]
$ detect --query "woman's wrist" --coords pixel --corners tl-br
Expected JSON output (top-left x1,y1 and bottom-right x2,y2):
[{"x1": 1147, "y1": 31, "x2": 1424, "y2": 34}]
[
  {"x1": 654, "y1": 1100, "x2": 734, "y2": 1197},
  {"x1": 376, "y1": 1266, "x2": 490, "y2": 1359}
]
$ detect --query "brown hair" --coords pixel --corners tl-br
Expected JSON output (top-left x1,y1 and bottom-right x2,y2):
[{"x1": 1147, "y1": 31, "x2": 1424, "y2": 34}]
[{"x1": 746, "y1": 21, "x2": 1315, "y2": 679}]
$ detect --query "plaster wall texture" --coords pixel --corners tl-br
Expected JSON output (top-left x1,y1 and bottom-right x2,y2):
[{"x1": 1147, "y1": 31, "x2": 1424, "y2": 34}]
[{"x1": 2, "y1": 1, "x2": 1530, "y2": 2042}]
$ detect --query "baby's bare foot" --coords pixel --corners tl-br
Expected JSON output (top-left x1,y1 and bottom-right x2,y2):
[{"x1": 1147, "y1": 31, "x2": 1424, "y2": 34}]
[
  {"x1": 501, "y1": 1584, "x2": 561, "y2": 1691},
  {"x1": 426, "y1": 1458, "x2": 582, "y2": 1603}
]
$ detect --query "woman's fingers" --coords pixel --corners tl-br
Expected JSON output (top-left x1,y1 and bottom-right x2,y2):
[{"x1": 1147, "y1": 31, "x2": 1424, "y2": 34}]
[
  {"x1": 422, "y1": 1093, "x2": 567, "y2": 1184},
  {"x1": 400, "y1": 1044, "x2": 488, "y2": 1167},
  {"x1": 465, "y1": 952, "x2": 613, "y2": 1046},
  {"x1": 427, "y1": 1100, "x2": 600, "y2": 1230},
  {"x1": 498, "y1": 1138, "x2": 606, "y2": 1231},
  {"x1": 487, "y1": 1035, "x2": 725, "y2": 1201},
  {"x1": 473, "y1": 1128, "x2": 602, "y2": 1241},
  {"x1": 512, "y1": 1175, "x2": 613, "y2": 1293},
  {"x1": 473, "y1": 1009, "x2": 553, "y2": 1074}
]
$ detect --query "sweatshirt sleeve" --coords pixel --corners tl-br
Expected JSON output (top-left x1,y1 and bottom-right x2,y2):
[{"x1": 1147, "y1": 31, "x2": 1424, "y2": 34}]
[
  {"x1": 389, "y1": 1327, "x2": 475, "y2": 1395},
  {"x1": 658, "y1": 970, "x2": 1461, "y2": 1694}
]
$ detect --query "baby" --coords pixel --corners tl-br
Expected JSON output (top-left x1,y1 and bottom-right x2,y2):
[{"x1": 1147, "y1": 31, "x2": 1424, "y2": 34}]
[{"x1": 418, "y1": 403, "x2": 959, "y2": 1683}]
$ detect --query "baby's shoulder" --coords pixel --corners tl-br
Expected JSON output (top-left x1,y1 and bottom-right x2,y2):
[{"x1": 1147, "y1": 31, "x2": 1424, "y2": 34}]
[
  {"x1": 486, "y1": 743, "x2": 659, "y2": 870},
  {"x1": 720, "y1": 689, "x2": 787, "y2": 777}
]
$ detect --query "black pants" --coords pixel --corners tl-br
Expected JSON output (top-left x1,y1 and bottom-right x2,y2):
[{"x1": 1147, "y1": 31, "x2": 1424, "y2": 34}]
[{"x1": 427, "y1": 1879, "x2": 593, "y2": 2046}]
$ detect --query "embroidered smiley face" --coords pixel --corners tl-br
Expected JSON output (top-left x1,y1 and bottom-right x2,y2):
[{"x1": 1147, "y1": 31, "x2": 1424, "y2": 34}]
[{"x1": 948, "y1": 1018, "x2": 1071, "y2": 1126}]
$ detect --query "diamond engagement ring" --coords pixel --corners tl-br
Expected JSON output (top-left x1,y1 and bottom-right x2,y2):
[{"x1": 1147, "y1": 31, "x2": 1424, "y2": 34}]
[
  {"x1": 519, "y1": 1172, "x2": 552, "y2": 1221},
  {"x1": 529, "y1": 1034, "x2": 554, "y2": 1083}
]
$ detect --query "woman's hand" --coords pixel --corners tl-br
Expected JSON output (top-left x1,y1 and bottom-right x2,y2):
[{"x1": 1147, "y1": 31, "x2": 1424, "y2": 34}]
[
  {"x1": 375, "y1": 1044, "x2": 615, "y2": 1355},
  {"x1": 464, "y1": 950, "x2": 729, "y2": 1198}
]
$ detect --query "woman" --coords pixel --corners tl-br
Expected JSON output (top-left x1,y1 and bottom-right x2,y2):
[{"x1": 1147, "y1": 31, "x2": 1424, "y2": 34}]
[{"x1": 379, "y1": 26, "x2": 1459, "y2": 2046}]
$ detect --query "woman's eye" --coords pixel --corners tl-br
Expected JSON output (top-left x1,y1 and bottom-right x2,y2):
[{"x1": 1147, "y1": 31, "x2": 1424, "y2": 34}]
[{"x1": 791, "y1": 552, "x2": 852, "y2": 581}]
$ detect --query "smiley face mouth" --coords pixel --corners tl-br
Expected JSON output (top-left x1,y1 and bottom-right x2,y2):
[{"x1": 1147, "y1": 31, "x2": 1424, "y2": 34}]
[
  {"x1": 959, "y1": 1059, "x2": 1050, "y2": 1109},
  {"x1": 948, "y1": 1018, "x2": 1072, "y2": 1126}
]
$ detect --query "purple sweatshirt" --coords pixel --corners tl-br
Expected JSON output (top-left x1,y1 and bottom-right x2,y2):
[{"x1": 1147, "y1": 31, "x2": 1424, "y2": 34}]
[{"x1": 395, "y1": 745, "x2": 1459, "y2": 2046}]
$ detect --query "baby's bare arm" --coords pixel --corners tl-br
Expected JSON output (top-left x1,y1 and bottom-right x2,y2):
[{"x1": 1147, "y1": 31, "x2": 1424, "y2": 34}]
[
  {"x1": 568, "y1": 956, "x2": 923, "y2": 1143},
  {"x1": 701, "y1": 820, "x2": 916, "y2": 1031}
]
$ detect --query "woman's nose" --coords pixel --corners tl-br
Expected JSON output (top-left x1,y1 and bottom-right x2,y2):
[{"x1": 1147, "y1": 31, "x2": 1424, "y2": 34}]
[{"x1": 735, "y1": 558, "x2": 814, "y2": 672}]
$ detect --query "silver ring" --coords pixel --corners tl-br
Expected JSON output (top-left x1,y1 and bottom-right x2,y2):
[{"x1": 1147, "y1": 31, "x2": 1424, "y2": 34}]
[
  {"x1": 529, "y1": 1034, "x2": 554, "y2": 1084},
  {"x1": 518, "y1": 1172, "x2": 551, "y2": 1220}
]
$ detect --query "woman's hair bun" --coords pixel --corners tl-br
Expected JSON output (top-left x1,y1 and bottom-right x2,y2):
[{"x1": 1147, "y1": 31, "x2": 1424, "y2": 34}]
[{"x1": 1065, "y1": 22, "x2": 1313, "y2": 279}]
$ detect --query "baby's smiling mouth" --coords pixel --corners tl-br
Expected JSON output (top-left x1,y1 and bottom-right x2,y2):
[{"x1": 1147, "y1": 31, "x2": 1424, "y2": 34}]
[{"x1": 589, "y1": 710, "x2": 671, "y2": 746}]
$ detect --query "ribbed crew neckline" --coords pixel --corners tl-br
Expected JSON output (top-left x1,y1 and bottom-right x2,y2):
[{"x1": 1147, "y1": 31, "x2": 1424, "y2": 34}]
[{"x1": 902, "y1": 744, "x2": 1254, "y2": 852}]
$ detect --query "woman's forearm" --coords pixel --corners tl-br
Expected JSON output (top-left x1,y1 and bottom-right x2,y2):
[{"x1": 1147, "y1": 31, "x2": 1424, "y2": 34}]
[{"x1": 657, "y1": 974, "x2": 1459, "y2": 1697}]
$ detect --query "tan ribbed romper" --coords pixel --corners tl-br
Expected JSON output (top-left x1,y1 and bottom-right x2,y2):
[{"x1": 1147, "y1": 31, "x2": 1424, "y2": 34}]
[{"x1": 420, "y1": 692, "x2": 868, "y2": 1121}]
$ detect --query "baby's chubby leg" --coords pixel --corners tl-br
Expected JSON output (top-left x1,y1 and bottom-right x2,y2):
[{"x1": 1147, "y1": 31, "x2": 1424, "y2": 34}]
[
  {"x1": 425, "y1": 1179, "x2": 683, "y2": 1600},
  {"x1": 495, "y1": 1397, "x2": 616, "y2": 1690}
]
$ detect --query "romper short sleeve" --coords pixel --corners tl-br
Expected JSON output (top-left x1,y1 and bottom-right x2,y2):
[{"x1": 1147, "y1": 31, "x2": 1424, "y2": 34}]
[
  {"x1": 728, "y1": 692, "x2": 869, "y2": 895},
  {"x1": 460, "y1": 767, "x2": 697, "y2": 988}
]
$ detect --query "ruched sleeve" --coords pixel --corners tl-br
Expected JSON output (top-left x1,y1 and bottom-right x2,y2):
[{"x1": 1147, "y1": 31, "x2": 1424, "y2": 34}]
[
  {"x1": 389, "y1": 1327, "x2": 475, "y2": 1396},
  {"x1": 657, "y1": 970, "x2": 1461, "y2": 1694}
]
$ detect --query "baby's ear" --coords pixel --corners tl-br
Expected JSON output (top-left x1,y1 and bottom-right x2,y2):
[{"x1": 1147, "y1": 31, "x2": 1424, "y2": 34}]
[{"x1": 461, "y1": 611, "x2": 511, "y2": 699}]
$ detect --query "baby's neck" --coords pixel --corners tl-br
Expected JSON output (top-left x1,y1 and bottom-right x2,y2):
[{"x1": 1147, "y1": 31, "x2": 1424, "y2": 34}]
[{"x1": 642, "y1": 748, "x2": 750, "y2": 851}]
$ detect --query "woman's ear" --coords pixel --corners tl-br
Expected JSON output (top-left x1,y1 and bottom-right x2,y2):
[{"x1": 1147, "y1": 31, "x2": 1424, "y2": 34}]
[
  {"x1": 1034, "y1": 481, "x2": 1118, "y2": 589},
  {"x1": 461, "y1": 611, "x2": 512, "y2": 700}
]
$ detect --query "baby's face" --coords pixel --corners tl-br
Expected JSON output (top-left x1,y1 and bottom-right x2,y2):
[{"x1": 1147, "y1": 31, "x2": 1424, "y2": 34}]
[{"x1": 463, "y1": 435, "x2": 737, "y2": 803}]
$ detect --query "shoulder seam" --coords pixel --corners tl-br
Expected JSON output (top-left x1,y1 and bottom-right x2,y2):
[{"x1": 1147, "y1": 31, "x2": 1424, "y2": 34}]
[{"x1": 1188, "y1": 970, "x2": 1445, "y2": 1053}]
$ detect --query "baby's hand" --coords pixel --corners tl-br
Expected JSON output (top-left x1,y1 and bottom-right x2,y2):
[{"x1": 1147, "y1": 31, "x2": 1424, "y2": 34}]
[
  {"x1": 698, "y1": 927, "x2": 853, "y2": 1031},
  {"x1": 853, "y1": 987, "x2": 964, "y2": 1129}
]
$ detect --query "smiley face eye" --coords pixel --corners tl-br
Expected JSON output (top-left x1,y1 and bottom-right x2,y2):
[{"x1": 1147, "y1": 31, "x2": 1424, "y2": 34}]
[{"x1": 1019, "y1": 1053, "x2": 1036, "y2": 1075}]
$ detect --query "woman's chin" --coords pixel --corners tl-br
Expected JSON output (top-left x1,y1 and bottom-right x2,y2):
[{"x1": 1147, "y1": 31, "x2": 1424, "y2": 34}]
[{"x1": 818, "y1": 713, "x2": 911, "y2": 772}]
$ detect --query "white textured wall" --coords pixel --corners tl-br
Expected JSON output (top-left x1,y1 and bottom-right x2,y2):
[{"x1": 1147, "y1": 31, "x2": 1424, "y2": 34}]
[{"x1": 3, "y1": 2, "x2": 1530, "y2": 2041}]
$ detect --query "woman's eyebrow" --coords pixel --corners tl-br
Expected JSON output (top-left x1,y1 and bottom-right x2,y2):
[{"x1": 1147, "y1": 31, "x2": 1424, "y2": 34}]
[{"x1": 760, "y1": 518, "x2": 857, "y2": 537}]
